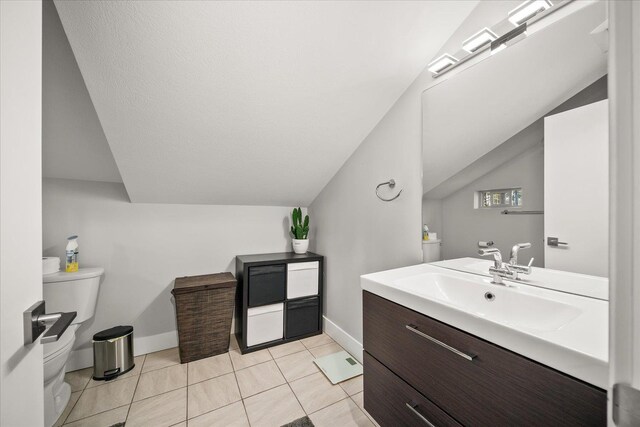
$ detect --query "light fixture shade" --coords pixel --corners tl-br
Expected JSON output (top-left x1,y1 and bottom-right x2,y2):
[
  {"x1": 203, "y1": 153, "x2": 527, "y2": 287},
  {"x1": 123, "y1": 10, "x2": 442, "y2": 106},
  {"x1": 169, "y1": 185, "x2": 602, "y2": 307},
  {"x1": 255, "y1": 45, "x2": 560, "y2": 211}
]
[
  {"x1": 462, "y1": 28, "x2": 498, "y2": 53},
  {"x1": 508, "y1": 0, "x2": 552, "y2": 26},
  {"x1": 427, "y1": 54, "x2": 458, "y2": 75}
]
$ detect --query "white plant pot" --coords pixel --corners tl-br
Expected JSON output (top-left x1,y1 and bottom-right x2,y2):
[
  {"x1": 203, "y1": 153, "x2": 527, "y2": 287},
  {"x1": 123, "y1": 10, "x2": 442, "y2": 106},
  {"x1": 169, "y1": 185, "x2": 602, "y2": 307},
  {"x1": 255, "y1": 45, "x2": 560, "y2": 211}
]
[{"x1": 292, "y1": 239, "x2": 309, "y2": 254}]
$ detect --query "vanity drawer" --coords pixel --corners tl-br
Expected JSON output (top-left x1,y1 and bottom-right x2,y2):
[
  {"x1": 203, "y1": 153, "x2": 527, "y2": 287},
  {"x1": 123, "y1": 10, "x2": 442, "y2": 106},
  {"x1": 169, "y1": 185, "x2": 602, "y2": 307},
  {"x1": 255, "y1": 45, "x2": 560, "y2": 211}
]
[
  {"x1": 363, "y1": 291, "x2": 606, "y2": 426},
  {"x1": 364, "y1": 351, "x2": 462, "y2": 427}
]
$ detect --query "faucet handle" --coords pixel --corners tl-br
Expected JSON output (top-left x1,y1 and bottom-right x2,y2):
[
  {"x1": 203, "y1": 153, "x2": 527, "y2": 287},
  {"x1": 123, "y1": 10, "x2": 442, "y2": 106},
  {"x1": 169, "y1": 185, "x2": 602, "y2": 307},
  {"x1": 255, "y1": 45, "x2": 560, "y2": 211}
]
[
  {"x1": 510, "y1": 257, "x2": 534, "y2": 276},
  {"x1": 510, "y1": 242, "x2": 531, "y2": 265},
  {"x1": 478, "y1": 248, "x2": 503, "y2": 268},
  {"x1": 478, "y1": 247, "x2": 501, "y2": 257}
]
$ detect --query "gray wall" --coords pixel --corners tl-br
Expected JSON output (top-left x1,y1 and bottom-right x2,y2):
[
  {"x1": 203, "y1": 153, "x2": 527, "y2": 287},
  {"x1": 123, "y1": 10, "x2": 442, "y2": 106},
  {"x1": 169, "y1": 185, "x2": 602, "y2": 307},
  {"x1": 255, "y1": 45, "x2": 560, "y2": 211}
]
[
  {"x1": 435, "y1": 144, "x2": 545, "y2": 266},
  {"x1": 308, "y1": 2, "x2": 522, "y2": 354},
  {"x1": 422, "y1": 198, "x2": 443, "y2": 240},
  {"x1": 43, "y1": 178, "x2": 299, "y2": 370}
]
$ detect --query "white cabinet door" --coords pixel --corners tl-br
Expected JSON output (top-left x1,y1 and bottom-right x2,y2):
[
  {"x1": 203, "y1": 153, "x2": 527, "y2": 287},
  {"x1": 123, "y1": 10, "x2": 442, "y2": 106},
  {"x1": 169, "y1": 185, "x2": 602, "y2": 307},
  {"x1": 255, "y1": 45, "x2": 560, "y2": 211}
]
[
  {"x1": 246, "y1": 303, "x2": 284, "y2": 346},
  {"x1": 544, "y1": 99, "x2": 608, "y2": 277},
  {"x1": 287, "y1": 262, "x2": 319, "y2": 299}
]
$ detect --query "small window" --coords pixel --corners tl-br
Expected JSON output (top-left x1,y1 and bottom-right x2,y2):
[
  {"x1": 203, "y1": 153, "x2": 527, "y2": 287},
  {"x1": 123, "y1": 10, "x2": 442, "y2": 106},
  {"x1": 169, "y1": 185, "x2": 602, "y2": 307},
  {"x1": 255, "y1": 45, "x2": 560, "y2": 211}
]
[{"x1": 477, "y1": 188, "x2": 522, "y2": 208}]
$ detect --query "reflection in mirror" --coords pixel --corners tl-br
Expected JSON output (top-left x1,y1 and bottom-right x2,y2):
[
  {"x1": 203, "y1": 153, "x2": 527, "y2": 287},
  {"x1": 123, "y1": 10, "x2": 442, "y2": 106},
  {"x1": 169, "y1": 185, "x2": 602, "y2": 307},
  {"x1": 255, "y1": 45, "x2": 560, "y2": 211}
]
[{"x1": 421, "y1": 1, "x2": 608, "y2": 298}]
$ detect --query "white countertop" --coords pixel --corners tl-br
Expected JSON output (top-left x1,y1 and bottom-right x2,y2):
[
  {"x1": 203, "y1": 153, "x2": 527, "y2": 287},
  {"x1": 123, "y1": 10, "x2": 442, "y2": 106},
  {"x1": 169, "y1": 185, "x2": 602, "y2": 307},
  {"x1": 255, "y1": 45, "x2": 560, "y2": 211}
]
[
  {"x1": 432, "y1": 257, "x2": 609, "y2": 301},
  {"x1": 361, "y1": 263, "x2": 608, "y2": 389}
]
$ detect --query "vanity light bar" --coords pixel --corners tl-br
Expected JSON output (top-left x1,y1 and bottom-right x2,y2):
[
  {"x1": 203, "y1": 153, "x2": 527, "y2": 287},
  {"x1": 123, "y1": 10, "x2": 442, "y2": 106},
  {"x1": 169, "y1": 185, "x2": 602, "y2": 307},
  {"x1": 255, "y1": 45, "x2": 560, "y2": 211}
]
[
  {"x1": 462, "y1": 28, "x2": 498, "y2": 54},
  {"x1": 427, "y1": 0, "x2": 562, "y2": 78},
  {"x1": 427, "y1": 54, "x2": 458, "y2": 75},
  {"x1": 508, "y1": 0, "x2": 553, "y2": 27}
]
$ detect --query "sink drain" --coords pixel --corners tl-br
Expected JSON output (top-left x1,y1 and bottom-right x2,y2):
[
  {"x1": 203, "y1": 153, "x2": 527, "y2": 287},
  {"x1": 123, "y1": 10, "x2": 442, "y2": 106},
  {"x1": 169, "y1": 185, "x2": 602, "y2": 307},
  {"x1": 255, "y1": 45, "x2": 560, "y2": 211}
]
[{"x1": 484, "y1": 292, "x2": 496, "y2": 302}]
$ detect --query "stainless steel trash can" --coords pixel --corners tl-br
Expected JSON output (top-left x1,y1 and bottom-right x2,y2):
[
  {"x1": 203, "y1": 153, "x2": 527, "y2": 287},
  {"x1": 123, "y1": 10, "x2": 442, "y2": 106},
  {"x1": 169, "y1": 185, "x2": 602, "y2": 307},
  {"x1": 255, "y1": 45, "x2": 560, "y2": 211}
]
[{"x1": 92, "y1": 325, "x2": 134, "y2": 381}]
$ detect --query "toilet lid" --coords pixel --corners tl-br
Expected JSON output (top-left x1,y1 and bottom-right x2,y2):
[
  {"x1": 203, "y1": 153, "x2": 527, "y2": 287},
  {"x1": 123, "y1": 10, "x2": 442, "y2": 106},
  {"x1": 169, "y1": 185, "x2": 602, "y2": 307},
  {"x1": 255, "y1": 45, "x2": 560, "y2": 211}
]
[{"x1": 43, "y1": 326, "x2": 76, "y2": 362}]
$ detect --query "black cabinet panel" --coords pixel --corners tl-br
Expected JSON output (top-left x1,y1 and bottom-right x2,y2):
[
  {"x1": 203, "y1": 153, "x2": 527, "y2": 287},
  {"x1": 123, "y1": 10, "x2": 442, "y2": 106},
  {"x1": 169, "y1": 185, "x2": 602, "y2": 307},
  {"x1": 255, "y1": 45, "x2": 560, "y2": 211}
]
[
  {"x1": 248, "y1": 265, "x2": 286, "y2": 306},
  {"x1": 286, "y1": 297, "x2": 319, "y2": 339},
  {"x1": 235, "y1": 252, "x2": 324, "y2": 354}
]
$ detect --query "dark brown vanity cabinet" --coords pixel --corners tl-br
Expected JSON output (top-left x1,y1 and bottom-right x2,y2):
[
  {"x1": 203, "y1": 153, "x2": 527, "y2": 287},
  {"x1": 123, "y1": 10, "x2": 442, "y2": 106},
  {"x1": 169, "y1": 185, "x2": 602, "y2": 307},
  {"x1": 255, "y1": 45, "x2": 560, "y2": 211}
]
[
  {"x1": 363, "y1": 291, "x2": 607, "y2": 426},
  {"x1": 235, "y1": 252, "x2": 323, "y2": 354}
]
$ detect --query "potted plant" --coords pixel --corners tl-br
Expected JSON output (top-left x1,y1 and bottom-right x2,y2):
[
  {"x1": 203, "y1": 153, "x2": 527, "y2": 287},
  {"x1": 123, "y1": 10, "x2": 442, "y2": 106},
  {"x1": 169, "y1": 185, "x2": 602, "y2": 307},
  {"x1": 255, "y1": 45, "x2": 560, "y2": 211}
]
[{"x1": 290, "y1": 207, "x2": 310, "y2": 254}]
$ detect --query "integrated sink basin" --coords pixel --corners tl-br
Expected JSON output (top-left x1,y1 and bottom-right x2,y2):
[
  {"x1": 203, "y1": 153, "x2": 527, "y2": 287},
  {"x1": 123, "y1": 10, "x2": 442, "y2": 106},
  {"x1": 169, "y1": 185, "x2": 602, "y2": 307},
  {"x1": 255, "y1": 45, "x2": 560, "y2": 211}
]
[
  {"x1": 394, "y1": 272, "x2": 582, "y2": 332},
  {"x1": 361, "y1": 263, "x2": 608, "y2": 388},
  {"x1": 431, "y1": 257, "x2": 609, "y2": 300}
]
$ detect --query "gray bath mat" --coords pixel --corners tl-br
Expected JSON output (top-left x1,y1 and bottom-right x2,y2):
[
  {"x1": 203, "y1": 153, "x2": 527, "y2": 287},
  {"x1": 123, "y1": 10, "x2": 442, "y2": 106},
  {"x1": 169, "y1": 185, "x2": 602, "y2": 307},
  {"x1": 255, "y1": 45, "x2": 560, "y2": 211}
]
[{"x1": 281, "y1": 416, "x2": 314, "y2": 427}]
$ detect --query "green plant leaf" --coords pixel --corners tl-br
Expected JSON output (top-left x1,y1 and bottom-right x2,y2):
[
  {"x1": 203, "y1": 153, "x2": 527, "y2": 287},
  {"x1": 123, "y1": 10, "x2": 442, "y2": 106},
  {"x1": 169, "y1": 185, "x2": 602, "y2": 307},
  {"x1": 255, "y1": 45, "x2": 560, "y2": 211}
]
[{"x1": 290, "y1": 208, "x2": 309, "y2": 239}]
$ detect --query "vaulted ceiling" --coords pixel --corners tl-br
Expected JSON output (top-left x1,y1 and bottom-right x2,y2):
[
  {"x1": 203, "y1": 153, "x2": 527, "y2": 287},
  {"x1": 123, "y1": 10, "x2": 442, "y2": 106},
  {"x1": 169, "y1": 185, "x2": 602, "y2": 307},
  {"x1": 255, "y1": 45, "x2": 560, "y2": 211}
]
[{"x1": 52, "y1": 0, "x2": 477, "y2": 205}]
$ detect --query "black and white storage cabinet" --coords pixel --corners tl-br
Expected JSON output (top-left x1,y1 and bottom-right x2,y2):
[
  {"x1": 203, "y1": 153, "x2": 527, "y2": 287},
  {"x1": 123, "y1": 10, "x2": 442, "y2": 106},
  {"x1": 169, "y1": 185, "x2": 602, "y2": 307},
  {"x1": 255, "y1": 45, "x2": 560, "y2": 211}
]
[{"x1": 235, "y1": 252, "x2": 324, "y2": 353}]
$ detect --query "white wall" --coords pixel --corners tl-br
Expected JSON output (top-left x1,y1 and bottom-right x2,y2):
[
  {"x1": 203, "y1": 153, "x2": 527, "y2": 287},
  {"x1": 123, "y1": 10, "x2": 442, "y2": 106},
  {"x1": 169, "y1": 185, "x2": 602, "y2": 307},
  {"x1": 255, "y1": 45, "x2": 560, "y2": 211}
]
[
  {"x1": 42, "y1": 0, "x2": 122, "y2": 183},
  {"x1": 1, "y1": 1, "x2": 44, "y2": 426},
  {"x1": 308, "y1": 1, "x2": 519, "y2": 359},
  {"x1": 438, "y1": 144, "x2": 545, "y2": 266},
  {"x1": 43, "y1": 178, "x2": 299, "y2": 370}
]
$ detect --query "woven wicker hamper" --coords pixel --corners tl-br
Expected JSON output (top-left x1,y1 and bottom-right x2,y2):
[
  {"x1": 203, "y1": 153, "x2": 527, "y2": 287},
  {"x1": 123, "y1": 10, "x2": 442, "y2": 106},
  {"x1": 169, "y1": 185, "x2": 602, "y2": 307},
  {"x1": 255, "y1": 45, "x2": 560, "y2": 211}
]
[{"x1": 172, "y1": 272, "x2": 237, "y2": 363}]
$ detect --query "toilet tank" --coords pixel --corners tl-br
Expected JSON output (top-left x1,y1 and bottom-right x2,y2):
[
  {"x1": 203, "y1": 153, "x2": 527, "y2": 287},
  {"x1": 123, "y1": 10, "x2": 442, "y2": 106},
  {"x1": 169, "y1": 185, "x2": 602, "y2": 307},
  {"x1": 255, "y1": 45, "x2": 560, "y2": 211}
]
[
  {"x1": 422, "y1": 240, "x2": 442, "y2": 263},
  {"x1": 43, "y1": 267, "x2": 103, "y2": 324}
]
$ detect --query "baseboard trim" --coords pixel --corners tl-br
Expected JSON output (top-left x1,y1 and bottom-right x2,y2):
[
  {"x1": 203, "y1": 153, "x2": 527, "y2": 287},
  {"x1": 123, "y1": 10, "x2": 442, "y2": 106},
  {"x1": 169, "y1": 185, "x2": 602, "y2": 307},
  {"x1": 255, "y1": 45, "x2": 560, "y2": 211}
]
[
  {"x1": 134, "y1": 330, "x2": 179, "y2": 356},
  {"x1": 66, "y1": 330, "x2": 179, "y2": 372},
  {"x1": 67, "y1": 321, "x2": 360, "y2": 371},
  {"x1": 322, "y1": 315, "x2": 363, "y2": 363}
]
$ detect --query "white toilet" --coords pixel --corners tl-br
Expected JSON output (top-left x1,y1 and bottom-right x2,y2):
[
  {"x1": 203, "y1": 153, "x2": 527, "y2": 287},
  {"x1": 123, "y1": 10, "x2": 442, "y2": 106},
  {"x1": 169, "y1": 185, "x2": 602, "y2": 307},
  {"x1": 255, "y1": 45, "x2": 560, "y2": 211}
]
[{"x1": 43, "y1": 267, "x2": 103, "y2": 427}]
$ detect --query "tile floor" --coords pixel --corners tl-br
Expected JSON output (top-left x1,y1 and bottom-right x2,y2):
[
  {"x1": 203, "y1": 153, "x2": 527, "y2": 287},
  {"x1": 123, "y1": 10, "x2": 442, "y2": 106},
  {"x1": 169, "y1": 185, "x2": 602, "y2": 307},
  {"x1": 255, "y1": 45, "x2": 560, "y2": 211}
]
[{"x1": 56, "y1": 334, "x2": 378, "y2": 427}]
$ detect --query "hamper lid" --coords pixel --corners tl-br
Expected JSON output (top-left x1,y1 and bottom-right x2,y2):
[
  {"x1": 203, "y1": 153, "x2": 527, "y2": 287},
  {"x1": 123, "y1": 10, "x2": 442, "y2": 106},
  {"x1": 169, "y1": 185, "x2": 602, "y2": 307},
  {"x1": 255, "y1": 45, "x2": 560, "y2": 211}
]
[
  {"x1": 93, "y1": 325, "x2": 133, "y2": 341},
  {"x1": 172, "y1": 272, "x2": 236, "y2": 295}
]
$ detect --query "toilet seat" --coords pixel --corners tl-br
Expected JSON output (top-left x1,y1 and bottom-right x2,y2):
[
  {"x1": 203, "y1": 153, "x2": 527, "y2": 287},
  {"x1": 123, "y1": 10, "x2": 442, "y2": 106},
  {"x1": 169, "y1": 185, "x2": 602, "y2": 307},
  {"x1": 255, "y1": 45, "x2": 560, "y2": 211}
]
[{"x1": 43, "y1": 326, "x2": 76, "y2": 362}]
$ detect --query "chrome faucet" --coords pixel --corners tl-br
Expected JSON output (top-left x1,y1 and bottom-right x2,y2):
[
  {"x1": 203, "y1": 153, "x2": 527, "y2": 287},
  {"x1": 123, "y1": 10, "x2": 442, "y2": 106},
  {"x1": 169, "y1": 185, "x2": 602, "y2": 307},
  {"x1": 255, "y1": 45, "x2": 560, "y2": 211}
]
[
  {"x1": 477, "y1": 248, "x2": 516, "y2": 285},
  {"x1": 508, "y1": 242, "x2": 535, "y2": 279},
  {"x1": 478, "y1": 243, "x2": 534, "y2": 284}
]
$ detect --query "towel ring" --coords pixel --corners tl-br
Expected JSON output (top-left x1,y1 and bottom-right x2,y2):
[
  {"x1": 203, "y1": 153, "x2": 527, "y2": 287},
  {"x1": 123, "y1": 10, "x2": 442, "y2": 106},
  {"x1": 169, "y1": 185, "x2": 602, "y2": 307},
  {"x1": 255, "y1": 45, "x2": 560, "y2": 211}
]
[{"x1": 376, "y1": 179, "x2": 403, "y2": 202}]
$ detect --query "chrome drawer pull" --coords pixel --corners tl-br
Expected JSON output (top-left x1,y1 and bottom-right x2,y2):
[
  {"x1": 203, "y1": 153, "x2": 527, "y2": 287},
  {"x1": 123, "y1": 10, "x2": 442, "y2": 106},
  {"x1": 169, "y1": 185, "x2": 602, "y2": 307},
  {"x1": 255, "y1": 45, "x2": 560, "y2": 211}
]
[
  {"x1": 405, "y1": 402, "x2": 436, "y2": 427},
  {"x1": 405, "y1": 324, "x2": 476, "y2": 361}
]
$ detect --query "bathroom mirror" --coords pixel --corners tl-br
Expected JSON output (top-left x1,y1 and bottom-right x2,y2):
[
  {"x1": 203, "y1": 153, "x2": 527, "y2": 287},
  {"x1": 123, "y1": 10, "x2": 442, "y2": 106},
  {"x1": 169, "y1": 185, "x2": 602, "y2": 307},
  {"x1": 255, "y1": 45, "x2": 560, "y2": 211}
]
[{"x1": 421, "y1": 1, "x2": 609, "y2": 294}]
